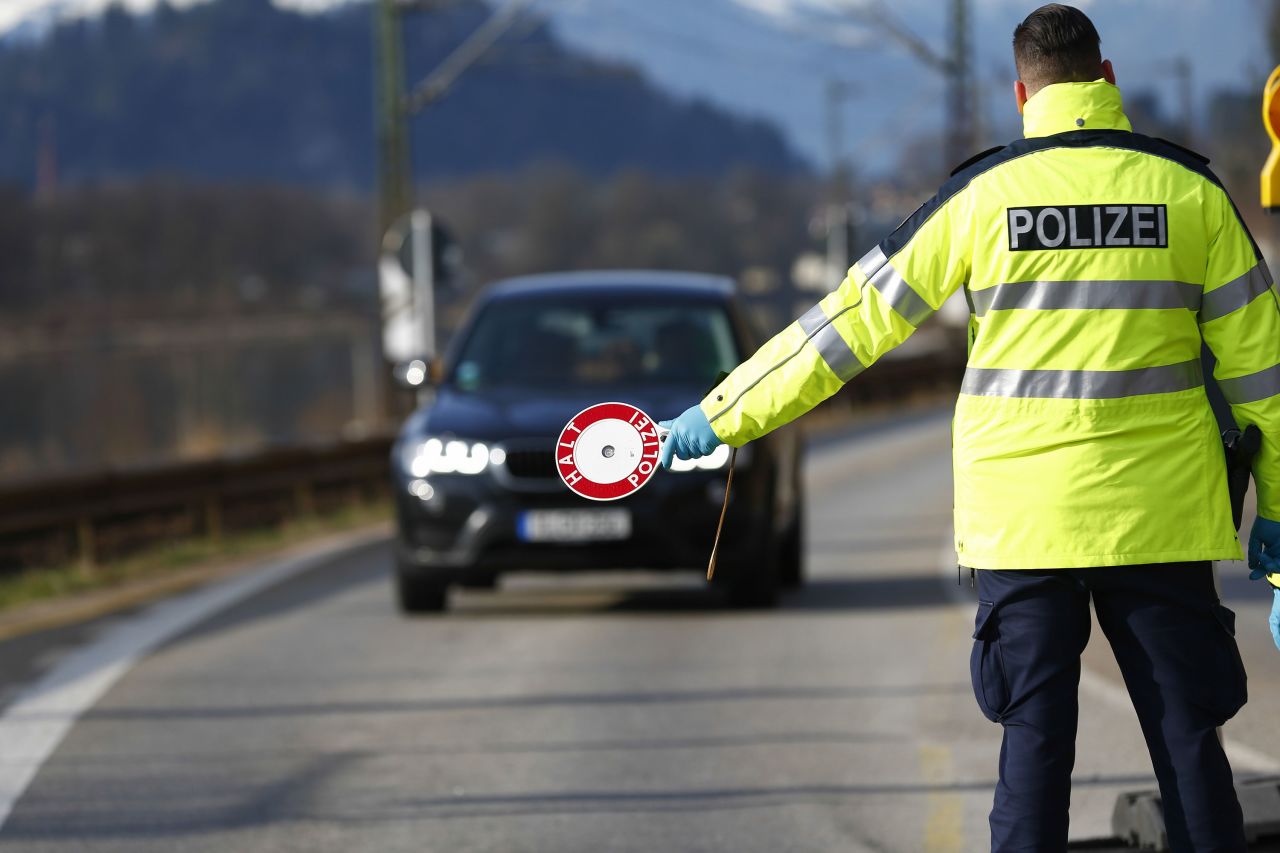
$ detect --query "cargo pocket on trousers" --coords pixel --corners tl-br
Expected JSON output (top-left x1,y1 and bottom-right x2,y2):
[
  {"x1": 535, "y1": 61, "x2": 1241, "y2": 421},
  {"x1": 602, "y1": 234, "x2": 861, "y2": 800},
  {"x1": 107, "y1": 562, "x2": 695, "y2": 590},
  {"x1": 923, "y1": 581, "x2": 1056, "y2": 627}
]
[
  {"x1": 1201, "y1": 602, "x2": 1248, "y2": 724},
  {"x1": 970, "y1": 600, "x2": 1010, "y2": 723}
]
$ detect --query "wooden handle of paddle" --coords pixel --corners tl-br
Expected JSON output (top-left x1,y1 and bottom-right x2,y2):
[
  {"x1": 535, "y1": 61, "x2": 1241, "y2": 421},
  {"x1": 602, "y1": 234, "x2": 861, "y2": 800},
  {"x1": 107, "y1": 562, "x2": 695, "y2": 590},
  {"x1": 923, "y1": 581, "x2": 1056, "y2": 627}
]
[{"x1": 706, "y1": 447, "x2": 737, "y2": 580}]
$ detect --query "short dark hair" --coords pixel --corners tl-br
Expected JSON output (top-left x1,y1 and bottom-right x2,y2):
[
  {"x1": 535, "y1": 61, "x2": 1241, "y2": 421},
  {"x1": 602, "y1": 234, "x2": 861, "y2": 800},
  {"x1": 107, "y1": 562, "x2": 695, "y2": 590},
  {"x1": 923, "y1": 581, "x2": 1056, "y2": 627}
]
[{"x1": 1013, "y1": 4, "x2": 1103, "y2": 92}]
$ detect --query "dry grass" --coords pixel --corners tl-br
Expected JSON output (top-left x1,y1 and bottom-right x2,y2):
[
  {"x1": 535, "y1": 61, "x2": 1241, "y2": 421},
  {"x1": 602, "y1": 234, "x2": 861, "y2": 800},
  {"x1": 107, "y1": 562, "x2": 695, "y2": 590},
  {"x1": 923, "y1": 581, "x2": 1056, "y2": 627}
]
[{"x1": 0, "y1": 502, "x2": 391, "y2": 612}]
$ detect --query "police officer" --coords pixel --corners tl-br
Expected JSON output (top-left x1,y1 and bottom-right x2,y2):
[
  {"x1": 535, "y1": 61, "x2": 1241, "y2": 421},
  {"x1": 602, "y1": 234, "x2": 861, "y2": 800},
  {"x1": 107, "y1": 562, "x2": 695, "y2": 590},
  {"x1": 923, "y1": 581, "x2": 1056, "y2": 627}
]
[{"x1": 660, "y1": 5, "x2": 1280, "y2": 851}]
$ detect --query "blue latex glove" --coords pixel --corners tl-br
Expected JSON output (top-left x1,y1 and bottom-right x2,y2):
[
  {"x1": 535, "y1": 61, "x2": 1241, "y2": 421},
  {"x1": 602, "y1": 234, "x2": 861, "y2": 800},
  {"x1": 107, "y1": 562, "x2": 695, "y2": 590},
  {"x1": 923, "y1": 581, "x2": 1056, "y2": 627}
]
[
  {"x1": 1270, "y1": 590, "x2": 1280, "y2": 652},
  {"x1": 1248, "y1": 515, "x2": 1280, "y2": 579},
  {"x1": 659, "y1": 405, "x2": 722, "y2": 469},
  {"x1": 1247, "y1": 516, "x2": 1280, "y2": 651}
]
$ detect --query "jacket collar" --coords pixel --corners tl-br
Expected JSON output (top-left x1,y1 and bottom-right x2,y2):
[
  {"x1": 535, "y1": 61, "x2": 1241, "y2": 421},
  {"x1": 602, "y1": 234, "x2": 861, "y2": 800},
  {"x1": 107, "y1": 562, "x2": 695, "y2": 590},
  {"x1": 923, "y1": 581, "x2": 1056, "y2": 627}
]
[{"x1": 1022, "y1": 80, "x2": 1132, "y2": 138}]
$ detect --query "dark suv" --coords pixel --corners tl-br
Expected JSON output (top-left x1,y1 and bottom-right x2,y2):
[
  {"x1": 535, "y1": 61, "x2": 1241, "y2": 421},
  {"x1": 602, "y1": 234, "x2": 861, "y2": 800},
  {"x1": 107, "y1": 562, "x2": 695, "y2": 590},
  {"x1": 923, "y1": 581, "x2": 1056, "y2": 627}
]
[{"x1": 391, "y1": 271, "x2": 804, "y2": 612}]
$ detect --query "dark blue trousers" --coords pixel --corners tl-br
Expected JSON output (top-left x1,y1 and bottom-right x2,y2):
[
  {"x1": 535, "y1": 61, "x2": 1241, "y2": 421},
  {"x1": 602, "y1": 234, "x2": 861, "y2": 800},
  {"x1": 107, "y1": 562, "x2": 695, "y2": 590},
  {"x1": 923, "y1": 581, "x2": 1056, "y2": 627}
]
[{"x1": 971, "y1": 562, "x2": 1248, "y2": 853}]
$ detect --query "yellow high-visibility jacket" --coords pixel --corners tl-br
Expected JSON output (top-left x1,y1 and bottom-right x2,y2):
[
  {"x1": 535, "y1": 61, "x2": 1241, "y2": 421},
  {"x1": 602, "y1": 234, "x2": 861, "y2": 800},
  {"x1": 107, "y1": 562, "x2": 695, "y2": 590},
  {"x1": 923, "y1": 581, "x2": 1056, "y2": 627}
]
[{"x1": 703, "y1": 80, "x2": 1280, "y2": 572}]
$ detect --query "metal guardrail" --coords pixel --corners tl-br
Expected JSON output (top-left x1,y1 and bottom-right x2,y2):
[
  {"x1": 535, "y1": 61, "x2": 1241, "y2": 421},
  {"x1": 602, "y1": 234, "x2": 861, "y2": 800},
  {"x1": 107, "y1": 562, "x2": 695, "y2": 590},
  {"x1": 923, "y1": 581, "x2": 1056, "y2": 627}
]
[
  {"x1": 838, "y1": 351, "x2": 965, "y2": 405},
  {"x1": 0, "y1": 436, "x2": 395, "y2": 573},
  {"x1": 0, "y1": 346, "x2": 963, "y2": 575}
]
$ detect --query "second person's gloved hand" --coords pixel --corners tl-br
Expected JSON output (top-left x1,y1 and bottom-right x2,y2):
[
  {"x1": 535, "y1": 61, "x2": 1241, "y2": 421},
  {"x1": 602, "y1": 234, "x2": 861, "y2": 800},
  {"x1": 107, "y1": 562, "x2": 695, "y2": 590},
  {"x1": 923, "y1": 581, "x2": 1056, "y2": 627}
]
[
  {"x1": 1270, "y1": 590, "x2": 1280, "y2": 652},
  {"x1": 659, "y1": 405, "x2": 722, "y2": 469},
  {"x1": 1247, "y1": 516, "x2": 1280, "y2": 652},
  {"x1": 1248, "y1": 515, "x2": 1280, "y2": 579}
]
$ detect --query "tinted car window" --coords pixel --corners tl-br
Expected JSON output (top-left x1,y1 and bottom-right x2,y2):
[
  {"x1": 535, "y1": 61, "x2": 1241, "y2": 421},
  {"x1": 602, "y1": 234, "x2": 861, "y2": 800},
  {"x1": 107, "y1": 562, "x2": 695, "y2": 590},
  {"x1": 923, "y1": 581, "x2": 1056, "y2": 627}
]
[{"x1": 451, "y1": 295, "x2": 739, "y2": 391}]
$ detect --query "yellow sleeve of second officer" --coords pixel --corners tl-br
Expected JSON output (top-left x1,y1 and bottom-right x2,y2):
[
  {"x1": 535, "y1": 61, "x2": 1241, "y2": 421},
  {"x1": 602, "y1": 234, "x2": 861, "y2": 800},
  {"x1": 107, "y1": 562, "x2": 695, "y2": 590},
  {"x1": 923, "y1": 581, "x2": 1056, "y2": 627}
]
[
  {"x1": 700, "y1": 190, "x2": 972, "y2": 446},
  {"x1": 1197, "y1": 184, "x2": 1280, "y2": 592}
]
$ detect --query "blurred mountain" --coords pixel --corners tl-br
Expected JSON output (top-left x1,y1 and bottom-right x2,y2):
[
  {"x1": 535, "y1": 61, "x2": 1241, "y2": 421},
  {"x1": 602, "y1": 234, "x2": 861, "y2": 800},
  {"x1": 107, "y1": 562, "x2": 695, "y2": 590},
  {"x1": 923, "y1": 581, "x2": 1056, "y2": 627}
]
[{"x1": 0, "y1": 0, "x2": 808, "y2": 190}]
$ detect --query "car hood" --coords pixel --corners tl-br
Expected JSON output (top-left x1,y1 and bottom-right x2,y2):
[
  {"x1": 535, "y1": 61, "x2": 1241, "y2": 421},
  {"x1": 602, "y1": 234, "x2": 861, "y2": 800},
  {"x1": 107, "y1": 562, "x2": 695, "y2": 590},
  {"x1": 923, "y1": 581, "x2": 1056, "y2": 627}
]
[{"x1": 400, "y1": 386, "x2": 708, "y2": 443}]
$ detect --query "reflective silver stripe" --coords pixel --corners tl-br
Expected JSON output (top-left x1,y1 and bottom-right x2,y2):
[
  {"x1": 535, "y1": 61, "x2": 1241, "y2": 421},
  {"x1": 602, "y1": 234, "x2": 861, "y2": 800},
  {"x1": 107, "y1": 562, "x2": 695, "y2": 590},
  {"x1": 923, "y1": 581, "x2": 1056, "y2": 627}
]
[
  {"x1": 961, "y1": 359, "x2": 1203, "y2": 399},
  {"x1": 798, "y1": 304, "x2": 864, "y2": 382},
  {"x1": 969, "y1": 279, "x2": 1201, "y2": 316},
  {"x1": 1219, "y1": 363, "x2": 1280, "y2": 405},
  {"x1": 1200, "y1": 264, "x2": 1274, "y2": 322},
  {"x1": 857, "y1": 246, "x2": 934, "y2": 327}
]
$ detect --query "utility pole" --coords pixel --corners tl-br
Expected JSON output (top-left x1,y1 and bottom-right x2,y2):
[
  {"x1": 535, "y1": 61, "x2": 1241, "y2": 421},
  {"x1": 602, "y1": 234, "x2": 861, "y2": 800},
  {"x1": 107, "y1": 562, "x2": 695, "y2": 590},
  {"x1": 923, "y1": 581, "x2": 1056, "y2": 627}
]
[
  {"x1": 375, "y1": 0, "x2": 412, "y2": 239},
  {"x1": 35, "y1": 115, "x2": 58, "y2": 203},
  {"x1": 1171, "y1": 56, "x2": 1194, "y2": 145},
  {"x1": 946, "y1": 0, "x2": 975, "y2": 167},
  {"x1": 825, "y1": 79, "x2": 858, "y2": 198},
  {"x1": 409, "y1": 209, "x2": 436, "y2": 359},
  {"x1": 375, "y1": 0, "x2": 531, "y2": 237},
  {"x1": 1149, "y1": 56, "x2": 1194, "y2": 145},
  {"x1": 826, "y1": 79, "x2": 849, "y2": 180},
  {"x1": 824, "y1": 79, "x2": 859, "y2": 281},
  {"x1": 835, "y1": 0, "x2": 975, "y2": 167}
]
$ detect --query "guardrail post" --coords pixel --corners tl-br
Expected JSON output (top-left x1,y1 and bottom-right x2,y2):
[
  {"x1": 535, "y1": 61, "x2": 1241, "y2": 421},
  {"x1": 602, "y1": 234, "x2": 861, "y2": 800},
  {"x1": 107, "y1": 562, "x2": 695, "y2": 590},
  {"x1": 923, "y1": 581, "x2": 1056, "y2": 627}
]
[
  {"x1": 294, "y1": 482, "x2": 316, "y2": 519},
  {"x1": 205, "y1": 497, "x2": 223, "y2": 545},
  {"x1": 76, "y1": 516, "x2": 96, "y2": 571}
]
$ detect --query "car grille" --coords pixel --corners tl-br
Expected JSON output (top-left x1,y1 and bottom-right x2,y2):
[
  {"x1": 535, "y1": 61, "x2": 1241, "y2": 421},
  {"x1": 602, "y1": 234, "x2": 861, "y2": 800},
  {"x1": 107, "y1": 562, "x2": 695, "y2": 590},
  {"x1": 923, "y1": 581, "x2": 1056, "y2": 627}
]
[{"x1": 503, "y1": 445, "x2": 558, "y2": 480}]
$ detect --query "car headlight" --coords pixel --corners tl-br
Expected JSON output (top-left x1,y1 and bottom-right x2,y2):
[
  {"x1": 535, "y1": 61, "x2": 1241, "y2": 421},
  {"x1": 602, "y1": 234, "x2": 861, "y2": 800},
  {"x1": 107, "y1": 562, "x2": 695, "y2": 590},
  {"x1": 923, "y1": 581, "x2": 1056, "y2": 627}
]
[
  {"x1": 401, "y1": 437, "x2": 504, "y2": 477},
  {"x1": 668, "y1": 444, "x2": 734, "y2": 472}
]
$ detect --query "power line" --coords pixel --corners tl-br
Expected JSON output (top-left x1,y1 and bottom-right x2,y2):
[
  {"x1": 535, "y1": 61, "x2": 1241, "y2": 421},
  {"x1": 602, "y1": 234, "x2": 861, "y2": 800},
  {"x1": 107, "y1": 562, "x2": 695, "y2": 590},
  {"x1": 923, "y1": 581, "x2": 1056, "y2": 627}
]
[
  {"x1": 404, "y1": 0, "x2": 538, "y2": 114},
  {"x1": 809, "y1": 0, "x2": 977, "y2": 162},
  {"x1": 545, "y1": 0, "x2": 857, "y2": 82}
]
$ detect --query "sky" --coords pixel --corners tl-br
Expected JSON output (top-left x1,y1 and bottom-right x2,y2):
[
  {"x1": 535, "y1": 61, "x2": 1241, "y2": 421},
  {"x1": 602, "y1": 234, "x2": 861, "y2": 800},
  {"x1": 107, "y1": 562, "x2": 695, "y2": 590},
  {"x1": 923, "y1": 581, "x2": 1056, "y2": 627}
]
[
  {"x1": 549, "y1": 0, "x2": 1272, "y2": 170},
  {"x1": 0, "y1": 0, "x2": 336, "y2": 32},
  {"x1": 0, "y1": 0, "x2": 1272, "y2": 171}
]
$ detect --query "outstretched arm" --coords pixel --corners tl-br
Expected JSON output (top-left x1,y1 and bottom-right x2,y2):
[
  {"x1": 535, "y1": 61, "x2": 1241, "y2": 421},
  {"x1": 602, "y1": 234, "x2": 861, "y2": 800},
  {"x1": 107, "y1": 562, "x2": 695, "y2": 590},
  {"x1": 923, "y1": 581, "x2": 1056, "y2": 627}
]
[{"x1": 693, "y1": 191, "x2": 972, "y2": 451}]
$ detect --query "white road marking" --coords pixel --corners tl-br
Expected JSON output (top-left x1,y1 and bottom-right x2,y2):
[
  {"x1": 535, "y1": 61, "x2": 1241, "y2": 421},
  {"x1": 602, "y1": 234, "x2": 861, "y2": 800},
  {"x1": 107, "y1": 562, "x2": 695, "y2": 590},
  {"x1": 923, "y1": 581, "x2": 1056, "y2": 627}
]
[
  {"x1": 937, "y1": 529, "x2": 1280, "y2": 775},
  {"x1": 1077, "y1": 667, "x2": 1280, "y2": 774},
  {"x1": 0, "y1": 528, "x2": 388, "y2": 830}
]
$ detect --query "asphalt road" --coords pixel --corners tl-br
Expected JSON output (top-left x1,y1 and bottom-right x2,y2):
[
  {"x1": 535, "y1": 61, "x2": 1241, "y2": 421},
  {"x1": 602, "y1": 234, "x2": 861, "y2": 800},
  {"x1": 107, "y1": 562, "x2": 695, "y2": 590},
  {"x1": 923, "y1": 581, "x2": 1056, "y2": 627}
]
[{"x1": 2, "y1": 408, "x2": 1279, "y2": 852}]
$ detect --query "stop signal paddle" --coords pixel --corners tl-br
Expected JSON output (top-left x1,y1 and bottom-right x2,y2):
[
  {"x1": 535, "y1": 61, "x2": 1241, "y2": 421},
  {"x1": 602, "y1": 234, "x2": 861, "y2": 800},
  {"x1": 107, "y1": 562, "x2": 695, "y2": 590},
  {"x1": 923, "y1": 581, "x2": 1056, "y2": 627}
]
[
  {"x1": 555, "y1": 402, "x2": 664, "y2": 501},
  {"x1": 555, "y1": 401, "x2": 736, "y2": 580}
]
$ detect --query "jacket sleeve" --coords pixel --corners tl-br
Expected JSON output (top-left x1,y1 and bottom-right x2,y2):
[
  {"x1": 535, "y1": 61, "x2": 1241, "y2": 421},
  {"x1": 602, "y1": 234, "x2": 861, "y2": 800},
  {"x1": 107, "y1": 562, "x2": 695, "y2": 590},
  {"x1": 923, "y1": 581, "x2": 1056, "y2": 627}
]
[
  {"x1": 1197, "y1": 185, "x2": 1280, "y2": 529},
  {"x1": 699, "y1": 189, "x2": 972, "y2": 446}
]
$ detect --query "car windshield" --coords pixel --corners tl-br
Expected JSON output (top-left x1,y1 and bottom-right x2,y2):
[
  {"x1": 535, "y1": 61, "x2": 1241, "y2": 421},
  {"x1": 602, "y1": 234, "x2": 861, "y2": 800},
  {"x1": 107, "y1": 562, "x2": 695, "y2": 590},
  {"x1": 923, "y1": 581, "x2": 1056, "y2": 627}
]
[{"x1": 449, "y1": 293, "x2": 741, "y2": 392}]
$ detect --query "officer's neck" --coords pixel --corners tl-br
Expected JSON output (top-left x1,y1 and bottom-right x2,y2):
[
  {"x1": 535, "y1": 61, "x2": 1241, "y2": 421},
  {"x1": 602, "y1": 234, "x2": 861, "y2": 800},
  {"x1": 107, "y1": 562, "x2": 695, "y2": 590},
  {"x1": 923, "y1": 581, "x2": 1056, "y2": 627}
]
[{"x1": 1022, "y1": 80, "x2": 1132, "y2": 138}]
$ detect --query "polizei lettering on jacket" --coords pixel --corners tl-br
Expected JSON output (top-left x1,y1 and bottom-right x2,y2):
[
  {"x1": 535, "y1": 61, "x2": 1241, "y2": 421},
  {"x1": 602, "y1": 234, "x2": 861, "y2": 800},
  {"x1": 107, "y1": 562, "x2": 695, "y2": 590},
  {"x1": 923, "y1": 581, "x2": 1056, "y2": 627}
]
[{"x1": 1006, "y1": 204, "x2": 1168, "y2": 252}]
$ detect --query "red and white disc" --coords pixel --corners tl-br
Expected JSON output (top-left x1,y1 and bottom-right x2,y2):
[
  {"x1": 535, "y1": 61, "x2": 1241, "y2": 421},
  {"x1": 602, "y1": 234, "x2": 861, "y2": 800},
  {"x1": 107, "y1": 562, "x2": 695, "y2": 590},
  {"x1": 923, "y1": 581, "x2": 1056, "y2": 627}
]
[{"x1": 556, "y1": 402, "x2": 662, "y2": 501}]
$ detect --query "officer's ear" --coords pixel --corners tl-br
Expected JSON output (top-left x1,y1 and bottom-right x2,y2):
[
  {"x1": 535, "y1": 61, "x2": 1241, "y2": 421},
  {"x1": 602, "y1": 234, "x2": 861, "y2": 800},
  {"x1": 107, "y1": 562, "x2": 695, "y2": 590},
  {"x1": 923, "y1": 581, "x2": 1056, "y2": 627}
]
[
  {"x1": 1014, "y1": 79, "x2": 1028, "y2": 115},
  {"x1": 1101, "y1": 59, "x2": 1116, "y2": 85}
]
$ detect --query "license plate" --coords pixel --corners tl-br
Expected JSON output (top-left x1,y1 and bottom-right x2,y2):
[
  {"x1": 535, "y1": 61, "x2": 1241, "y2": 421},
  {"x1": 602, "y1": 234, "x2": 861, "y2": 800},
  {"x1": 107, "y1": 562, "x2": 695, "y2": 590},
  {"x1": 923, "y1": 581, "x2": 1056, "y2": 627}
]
[{"x1": 517, "y1": 509, "x2": 632, "y2": 543}]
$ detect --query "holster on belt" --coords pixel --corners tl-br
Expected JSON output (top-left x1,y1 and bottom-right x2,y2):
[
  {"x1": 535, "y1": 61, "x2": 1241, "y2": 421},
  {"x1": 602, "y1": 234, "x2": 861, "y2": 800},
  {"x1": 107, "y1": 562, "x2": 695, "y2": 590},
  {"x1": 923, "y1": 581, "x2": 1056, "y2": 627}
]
[{"x1": 1222, "y1": 424, "x2": 1262, "y2": 532}]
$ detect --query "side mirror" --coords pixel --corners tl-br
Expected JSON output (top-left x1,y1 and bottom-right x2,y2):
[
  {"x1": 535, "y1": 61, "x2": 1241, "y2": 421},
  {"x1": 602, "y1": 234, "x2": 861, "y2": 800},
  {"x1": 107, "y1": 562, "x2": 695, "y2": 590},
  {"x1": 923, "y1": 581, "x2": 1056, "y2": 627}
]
[{"x1": 392, "y1": 357, "x2": 438, "y2": 390}]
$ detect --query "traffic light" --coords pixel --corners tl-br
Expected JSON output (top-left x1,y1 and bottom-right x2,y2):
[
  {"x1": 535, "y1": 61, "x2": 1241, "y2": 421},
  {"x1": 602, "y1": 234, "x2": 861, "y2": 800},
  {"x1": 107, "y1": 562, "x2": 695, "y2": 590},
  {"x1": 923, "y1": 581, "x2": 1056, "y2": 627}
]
[
  {"x1": 388, "y1": 213, "x2": 460, "y2": 293},
  {"x1": 379, "y1": 209, "x2": 463, "y2": 362},
  {"x1": 430, "y1": 220, "x2": 461, "y2": 290}
]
